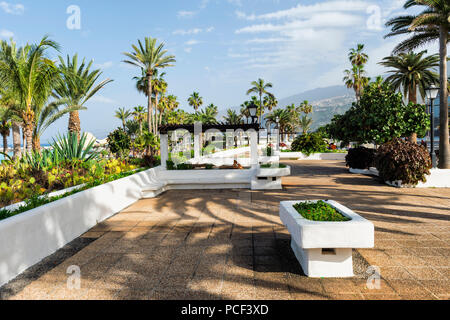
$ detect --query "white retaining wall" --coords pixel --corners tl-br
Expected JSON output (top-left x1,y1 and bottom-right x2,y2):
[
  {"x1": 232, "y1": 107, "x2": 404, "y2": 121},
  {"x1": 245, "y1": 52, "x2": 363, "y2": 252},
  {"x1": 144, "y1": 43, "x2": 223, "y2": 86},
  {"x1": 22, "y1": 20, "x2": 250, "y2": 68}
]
[{"x1": 0, "y1": 168, "x2": 157, "y2": 287}]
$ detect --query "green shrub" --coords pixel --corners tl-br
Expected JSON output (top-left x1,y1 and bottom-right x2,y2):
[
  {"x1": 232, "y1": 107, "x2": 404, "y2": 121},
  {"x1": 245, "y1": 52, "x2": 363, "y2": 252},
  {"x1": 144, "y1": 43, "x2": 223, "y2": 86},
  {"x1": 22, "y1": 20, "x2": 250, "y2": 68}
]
[
  {"x1": 291, "y1": 133, "x2": 327, "y2": 156},
  {"x1": 293, "y1": 201, "x2": 350, "y2": 222},
  {"x1": 107, "y1": 128, "x2": 131, "y2": 158},
  {"x1": 374, "y1": 138, "x2": 432, "y2": 186},
  {"x1": 346, "y1": 147, "x2": 376, "y2": 169}
]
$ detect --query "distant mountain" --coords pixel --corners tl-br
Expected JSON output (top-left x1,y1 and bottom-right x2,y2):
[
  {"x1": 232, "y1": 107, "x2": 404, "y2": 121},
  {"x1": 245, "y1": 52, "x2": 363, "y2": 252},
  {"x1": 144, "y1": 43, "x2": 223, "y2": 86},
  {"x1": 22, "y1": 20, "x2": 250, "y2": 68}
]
[
  {"x1": 279, "y1": 85, "x2": 355, "y2": 130},
  {"x1": 219, "y1": 85, "x2": 355, "y2": 130},
  {"x1": 278, "y1": 85, "x2": 353, "y2": 107}
]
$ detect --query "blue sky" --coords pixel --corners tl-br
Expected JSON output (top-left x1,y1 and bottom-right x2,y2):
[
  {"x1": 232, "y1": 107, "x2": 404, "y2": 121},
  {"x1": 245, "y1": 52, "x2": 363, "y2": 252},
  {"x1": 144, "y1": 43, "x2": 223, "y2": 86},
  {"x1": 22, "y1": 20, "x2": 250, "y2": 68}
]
[{"x1": 0, "y1": 0, "x2": 437, "y2": 143}]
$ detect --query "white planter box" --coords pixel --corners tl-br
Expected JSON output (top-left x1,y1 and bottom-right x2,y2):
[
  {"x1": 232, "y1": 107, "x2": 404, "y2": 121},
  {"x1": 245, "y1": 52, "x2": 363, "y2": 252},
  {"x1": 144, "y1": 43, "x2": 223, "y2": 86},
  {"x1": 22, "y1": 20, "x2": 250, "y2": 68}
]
[
  {"x1": 349, "y1": 167, "x2": 379, "y2": 177},
  {"x1": 385, "y1": 169, "x2": 450, "y2": 188},
  {"x1": 279, "y1": 200, "x2": 374, "y2": 278},
  {"x1": 0, "y1": 168, "x2": 158, "y2": 287},
  {"x1": 256, "y1": 166, "x2": 291, "y2": 178},
  {"x1": 279, "y1": 152, "x2": 347, "y2": 161}
]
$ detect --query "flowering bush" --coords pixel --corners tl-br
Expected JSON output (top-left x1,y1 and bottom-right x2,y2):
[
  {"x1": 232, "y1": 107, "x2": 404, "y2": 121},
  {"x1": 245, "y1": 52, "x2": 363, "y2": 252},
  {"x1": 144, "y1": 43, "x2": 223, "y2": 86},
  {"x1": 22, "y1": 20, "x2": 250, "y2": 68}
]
[{"x1": 0, "y1": 158, "x2": 140, "y2": 207}]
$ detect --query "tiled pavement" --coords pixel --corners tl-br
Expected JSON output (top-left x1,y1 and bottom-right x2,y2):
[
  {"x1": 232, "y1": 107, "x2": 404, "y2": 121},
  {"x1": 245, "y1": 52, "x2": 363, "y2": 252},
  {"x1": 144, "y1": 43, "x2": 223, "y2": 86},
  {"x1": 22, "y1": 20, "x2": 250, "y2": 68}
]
[{"x1": 2, "y1": 161, "x2": 449, "y2": 300}]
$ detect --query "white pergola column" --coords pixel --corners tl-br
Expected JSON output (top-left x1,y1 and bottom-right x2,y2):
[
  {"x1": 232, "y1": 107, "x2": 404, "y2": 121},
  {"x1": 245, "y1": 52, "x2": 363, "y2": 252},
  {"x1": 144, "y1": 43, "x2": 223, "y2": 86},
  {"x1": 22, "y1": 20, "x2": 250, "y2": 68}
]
[
  {"x1": 194, "y1": 122, "x2": 202, "y2": 159},
  {"x1": 250, "y1": 130, "x2": 258, "y2": 168},
  {"x1": 160, "y1": 134, "x2": 169, "y2": 169}
]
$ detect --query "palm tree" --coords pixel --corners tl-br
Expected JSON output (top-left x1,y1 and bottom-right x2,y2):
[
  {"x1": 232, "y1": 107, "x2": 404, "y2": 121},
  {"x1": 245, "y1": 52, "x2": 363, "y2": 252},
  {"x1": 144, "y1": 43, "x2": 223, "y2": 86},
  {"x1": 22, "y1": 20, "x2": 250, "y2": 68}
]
[
  {"x1": 299, "y1": 100, "x2": 313, "y2": 114},
  {"x1": 32, "y1": 99, "x2": 81, "y2": 151},
  {"x1": 385, "y1": 0, "x2": 450, "y2": 168},
  {"x1": 299, "y1": 116, "x2": 313, "y2": 135},
  {"x1": 265, "y1": 109, "x2": 290, "y2": 142},
  {"x1": 349, "y1": 44, "x2": 369, "y2": 67},
  {"x1": 123, "y1": 37, "x2": 176, "y2": 134},
  {"x1": 55, "y1": 54, "x2": 113, "y2": 139},
  {"x1": 115, "y1": 107, "x2": 132, "y2": 130},
  {"x1": 152, "y1": 72, "x2": 167, "y2": 133},
  {"x1": 133, "y1": 106, "x2": 146, "y2": 134},
  {"x1": 0, "y1": 107, "x2": 11, "y2": 153},
  {"x1": 344, "y1": 65, "x2": 369, "y2": 102},
  {"x1": 247, "y1": 78, "x2": 273, "y2": 125},
  {"x1": 224, "y1": 109, "x2": 243, "y2": 125},
  {"x1": 379, "y1": 51, "x2": 440, "y2": 143},
  {"x1": 0, "y1": 36, "x2": 60, "y2": 153},
  {"x1": 263, "y1": 94, "x2": 278, "y2": 112},
  {"x1": 188, "y1": 92, "x2": 203, "y2": 112}
]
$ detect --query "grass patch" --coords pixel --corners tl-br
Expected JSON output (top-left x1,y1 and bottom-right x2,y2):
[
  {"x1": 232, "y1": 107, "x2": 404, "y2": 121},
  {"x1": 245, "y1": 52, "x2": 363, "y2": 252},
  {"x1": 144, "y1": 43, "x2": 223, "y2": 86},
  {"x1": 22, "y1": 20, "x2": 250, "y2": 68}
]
[{"x1": 293, "y1": 201, "x2": 351, "y2": 222}]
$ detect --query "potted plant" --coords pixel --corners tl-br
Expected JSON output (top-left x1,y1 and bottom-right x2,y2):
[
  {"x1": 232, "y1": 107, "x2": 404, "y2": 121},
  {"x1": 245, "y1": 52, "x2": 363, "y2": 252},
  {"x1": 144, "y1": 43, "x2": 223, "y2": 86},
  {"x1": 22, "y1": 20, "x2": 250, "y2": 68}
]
[{"x1": 279, "y1": 200, "x2": 374, "y2": 278}]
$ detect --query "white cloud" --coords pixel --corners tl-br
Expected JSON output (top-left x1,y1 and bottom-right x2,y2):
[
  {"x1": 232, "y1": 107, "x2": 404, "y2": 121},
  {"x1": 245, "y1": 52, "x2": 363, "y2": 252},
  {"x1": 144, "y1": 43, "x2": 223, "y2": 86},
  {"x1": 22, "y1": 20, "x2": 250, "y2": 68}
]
[
  {"x1": 94, "y1": 61, "x2": 113, "y2": 69},
  {"x1": 173, "y1": 27, "x2": 214, "y2": 36},
  {"x1": 91, "y1": 95, "x2": 115, "y2": 104},
  {"x1": 0, "y1": 29, "x2": 14, "y2": 38},
  {"x1": 185, "y1": 40, "x2": 201, "y2": 46},
  {"x1": 177, "y1": 10, "x2": 196, "y2": 18},
  {"x1": 236, "y1": 12, "x2": 363, "y2": 34},
  {"x1": 227, "y1": 0, "x2": 242, "y2": 6},
  {"x1": 184, "y1": 47, "x2": 192, "y2": 53},
  {"x1": 0, "y1": 1, "x2": 24, "y2": 15}
]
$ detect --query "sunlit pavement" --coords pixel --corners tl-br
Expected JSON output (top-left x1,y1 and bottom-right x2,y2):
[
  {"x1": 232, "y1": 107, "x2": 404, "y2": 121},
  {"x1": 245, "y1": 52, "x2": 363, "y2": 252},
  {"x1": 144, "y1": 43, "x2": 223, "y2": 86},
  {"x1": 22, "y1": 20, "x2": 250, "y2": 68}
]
[{"x1": 2, "y1": 161, "x2": 449, "y2": 300}]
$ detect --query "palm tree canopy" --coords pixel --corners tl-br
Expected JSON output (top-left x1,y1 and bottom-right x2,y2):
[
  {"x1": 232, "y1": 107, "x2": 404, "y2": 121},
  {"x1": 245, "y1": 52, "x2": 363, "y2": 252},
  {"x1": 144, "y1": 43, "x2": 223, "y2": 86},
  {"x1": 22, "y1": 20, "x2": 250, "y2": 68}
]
[
  {"x1": 188, "y1": 92, "x2": 203, "y2": 111},
  {"x1": 224, "y1": 109, "x2": 243, "y2": 125},
  {"x1": 379, "y1": 50, "x2": 440, "y2": 100},
  {"x1": 123, "y1": 37, "x2": 176, "y2": 76},
  {"x1": 246, "y1": 78, "x2": 273, "y2": 97},
  {"x1": 385, "y1": 0, "x2": 450, "y2": 53},
  {"x1": 54, "y1": 54, "x2": 113, "y2": 107}
]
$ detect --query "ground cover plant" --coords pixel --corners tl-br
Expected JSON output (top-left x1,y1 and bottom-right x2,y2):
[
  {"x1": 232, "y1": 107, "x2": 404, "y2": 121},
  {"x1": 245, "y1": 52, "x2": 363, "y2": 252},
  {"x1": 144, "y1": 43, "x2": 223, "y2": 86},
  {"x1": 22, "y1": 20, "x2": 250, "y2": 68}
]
[{"x1": 293, "y1": 201, "x2": 351, "y2": 222}]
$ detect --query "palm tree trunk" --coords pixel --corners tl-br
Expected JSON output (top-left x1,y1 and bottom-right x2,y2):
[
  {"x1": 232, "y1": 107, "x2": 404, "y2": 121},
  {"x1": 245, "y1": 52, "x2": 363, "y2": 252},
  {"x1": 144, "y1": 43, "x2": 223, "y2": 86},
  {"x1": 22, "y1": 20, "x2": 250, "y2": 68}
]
[
  {"x1": 32, "y1": 135, "x2": 40, "y2": 152},
  {"x1": 147, "y1": 73, "x2": 153, "y2": 134},
  {"x1": 438, "y1": 25, "x2": 449, "y2": 169},
  {"x1": 12, "y1": 122, "x2": 21, "y2": 160},
  {"x1": 409, "y1": 83, "x2": 418, "y2": 144},
  {"x1": 68, "y1": 110, "x2": 81, "y2": 140},
  {"x1": 24, "y1": 127, "x2": 33, "y2": 154},
  {"x1": 154, "y1": 95, "x2": 159, "y2": 134},
  {"x1": 2, "y1": 133, "x2": 7, "y2": 154}
]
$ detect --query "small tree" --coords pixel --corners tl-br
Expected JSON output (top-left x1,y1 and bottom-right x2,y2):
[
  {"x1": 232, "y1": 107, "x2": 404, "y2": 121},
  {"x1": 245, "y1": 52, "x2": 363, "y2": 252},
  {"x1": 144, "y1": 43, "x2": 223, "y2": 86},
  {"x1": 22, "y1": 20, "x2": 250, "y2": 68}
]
[
  {"x1": 107, "y1": 128, "x2": 131, "y2": 158},
  {"x1": 327, "y1": 82, "x2": 429, "y2": 145}
]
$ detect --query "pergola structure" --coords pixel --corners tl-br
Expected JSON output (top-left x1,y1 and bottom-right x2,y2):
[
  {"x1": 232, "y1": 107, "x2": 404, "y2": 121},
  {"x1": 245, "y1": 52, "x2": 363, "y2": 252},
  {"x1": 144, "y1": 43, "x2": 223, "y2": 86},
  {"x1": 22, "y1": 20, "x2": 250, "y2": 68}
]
[{"x1": 159, "y1": 123, "x2": 260, "y2": 169}]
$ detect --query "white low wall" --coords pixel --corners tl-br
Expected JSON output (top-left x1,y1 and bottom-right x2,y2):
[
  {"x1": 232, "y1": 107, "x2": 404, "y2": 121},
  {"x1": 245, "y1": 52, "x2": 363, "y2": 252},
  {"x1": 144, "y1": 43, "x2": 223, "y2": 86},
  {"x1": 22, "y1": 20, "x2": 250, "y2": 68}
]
[
  {"x1": 278, "y1": 152, "x2": 347, "y2": 161},
  {"x1": 0, "y1": 168, "x2": 157, "y2": 287}
]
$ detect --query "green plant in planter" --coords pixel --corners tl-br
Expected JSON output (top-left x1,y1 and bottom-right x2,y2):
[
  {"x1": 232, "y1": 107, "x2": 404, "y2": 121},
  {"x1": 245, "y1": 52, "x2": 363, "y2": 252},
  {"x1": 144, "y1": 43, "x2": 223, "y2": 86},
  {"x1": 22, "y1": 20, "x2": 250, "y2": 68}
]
[
  {"x1": 346, "y1": 147, "x2": 376, "y2": 170},
  {"x1": 107, "y1": 128, "x2": 131, "y2": 158},
  {"x1": 293, "y1": 201, "x2": 350, "y2": 222},
  {"x1": 375, "y1": 138, "x2": 432, "y2": 186},
  {"x1": 291, "y1": 133, "x2": 327, "y2": 156}
]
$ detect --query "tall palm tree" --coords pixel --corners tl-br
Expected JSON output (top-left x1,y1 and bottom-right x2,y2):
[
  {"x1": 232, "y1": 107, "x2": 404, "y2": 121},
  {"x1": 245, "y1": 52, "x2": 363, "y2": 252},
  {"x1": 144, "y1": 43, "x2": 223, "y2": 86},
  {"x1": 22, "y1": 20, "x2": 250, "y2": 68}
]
[
  {"x1": 263, "y1": 94, "x2": 278, "y2": 112},
  {"x1": 123, "y1": 37, "x2": 176, "y2": 134},
  {"x1": 133, "y1": 106, "x2": 146, "y2": 134},
  {"x1": 115, "y1": 107, "x2": 132, "y2": 130},
  {"x1": 55, "y1": 54, "x2": 113, "y2": 139},
  {"x1": 343, "y1": 65, "x2": 370, "y2": 102},
  {"x1": 152, "y1": 72, "x2": 167, "y2": 133},
  {"x1": 188, "y1": 92, "x2": 203, "y2": 111},
  {"x1": 379, "y1": 51, "x2": 440, "y2": 143},
  {"x1": 349, "y1": 44, "x2": 369, "y2": 67},
  {"x1": 0, "y1": 36, "x2": 60, "y2": 153},
  {"x1": 385, "y1": 0, "x2": 450, "y2": 168},
  {"x1": 247, "y1": 78, "x2": 273, "y2": 125}
]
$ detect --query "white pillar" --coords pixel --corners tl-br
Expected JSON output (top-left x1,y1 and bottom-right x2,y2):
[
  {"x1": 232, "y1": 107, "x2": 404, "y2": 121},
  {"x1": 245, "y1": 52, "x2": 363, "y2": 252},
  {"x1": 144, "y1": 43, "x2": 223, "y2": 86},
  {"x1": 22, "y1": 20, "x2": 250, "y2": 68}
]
[
  {"x1": 160, "y1": 134, "x2": 169, "y2": 169},
  {"x1": 250, "y1": 130, "x2": 258, "y2": 168}
]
